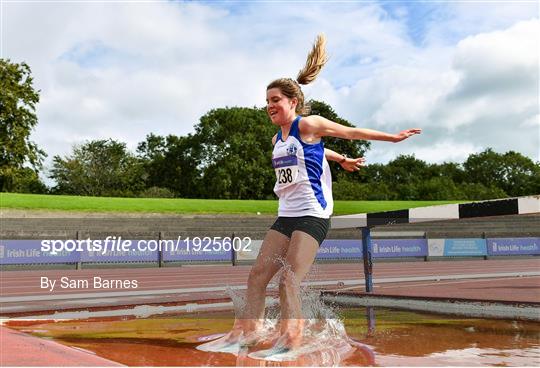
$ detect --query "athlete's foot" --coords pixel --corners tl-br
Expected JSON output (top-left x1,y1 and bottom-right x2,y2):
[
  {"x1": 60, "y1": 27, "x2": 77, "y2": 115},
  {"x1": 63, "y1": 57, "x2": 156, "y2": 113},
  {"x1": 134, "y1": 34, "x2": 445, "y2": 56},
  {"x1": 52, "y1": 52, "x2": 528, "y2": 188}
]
[
  {"x1": 225, "y1": 318, "x2": 269, "y2": 347},
  {"x1": 222, "y1": 318, "x2": 262, "y2": 343},
  {"x1": 259, "y1": 328, "x2": 281, "y2": 345},
  {"x1": 221, "y1": 328, "x2": 244, "y2": 344},
  {"x1": 271, "y1": 331, "x2": 303, "y2": 352},
  {"x1": 245, "y1": 331, "x2": 303, "y2": 361},
  {"x1": 275, "y1": 319, "x2": 304, "y2": 350},
  {"x1": 238, "y1": 331, "x2": 260, "y2": 347},
  {"x1": 196, "y1": 320, "x2": 245, "y2": 352},
  {"x1": 240, "y1": 326, "x2": 280, "y2": 349}
]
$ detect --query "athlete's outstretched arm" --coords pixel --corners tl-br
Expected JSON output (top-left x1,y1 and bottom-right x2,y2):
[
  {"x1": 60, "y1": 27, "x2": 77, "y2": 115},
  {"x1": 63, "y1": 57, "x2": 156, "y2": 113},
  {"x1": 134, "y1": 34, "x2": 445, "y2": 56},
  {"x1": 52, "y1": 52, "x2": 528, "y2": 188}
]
[
  {"x1": 303, "y1": 115, "x2": 421, "y2": 142},
  {"x1": 324, "y1": 148, "x2": 365, "y2": 172}
]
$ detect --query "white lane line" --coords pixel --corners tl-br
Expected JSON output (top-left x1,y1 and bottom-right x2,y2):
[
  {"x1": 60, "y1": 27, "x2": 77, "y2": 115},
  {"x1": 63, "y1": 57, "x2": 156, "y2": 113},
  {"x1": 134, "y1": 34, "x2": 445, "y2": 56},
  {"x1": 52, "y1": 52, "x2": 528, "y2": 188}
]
[
  {"x1": 3, "y1": 265, "x2": 539, "y2": 284},
  {"x1": 0, "y1": 271, "x2": 536, "y2": 303},
  {"x1": 1, "y1": 271, "x2": 539, "y2": 303},
  {"x1": 2, "y1": 262, "x2": 538, "y2": 280},
  {"x1": 0, "y1": 297, "x2": 281, "y2": 321},
  {"x1": 375, "y1": 276, "x2": 539, "y2": 289}
]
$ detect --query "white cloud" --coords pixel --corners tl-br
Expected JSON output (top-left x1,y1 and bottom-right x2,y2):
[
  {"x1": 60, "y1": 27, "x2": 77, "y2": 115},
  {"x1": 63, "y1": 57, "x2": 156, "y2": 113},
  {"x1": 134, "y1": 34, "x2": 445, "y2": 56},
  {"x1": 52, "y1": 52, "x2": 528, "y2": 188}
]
[
  {"x1": 322, "y1": 18, "x2": 539, "y2": 163},
  {"x1": 369, "y1": 139, "x2": 482, "y2": 164},
  {"x1": 2, "y1": 1, "x2": 538, "y2": 181},
  {"x1": 450, "y1": 20, "x2": 537, "y2": 102},
  {"x1": 430, "y1": 19, "x2": 539, "y2": 160},
  {"x1": 522, "y1": 114, "x2": 539, "y2": 128}
]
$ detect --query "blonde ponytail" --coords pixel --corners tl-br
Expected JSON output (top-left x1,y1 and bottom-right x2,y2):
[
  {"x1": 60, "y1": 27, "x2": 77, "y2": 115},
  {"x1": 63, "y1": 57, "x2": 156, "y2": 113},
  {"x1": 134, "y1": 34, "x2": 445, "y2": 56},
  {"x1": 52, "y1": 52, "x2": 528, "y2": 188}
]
[
  {"x1": 296, "y1": 34, "x2": 328, "y2": 85},
  {"x1": 267, "y1": 34, "x2": 329, "y2": 115}
]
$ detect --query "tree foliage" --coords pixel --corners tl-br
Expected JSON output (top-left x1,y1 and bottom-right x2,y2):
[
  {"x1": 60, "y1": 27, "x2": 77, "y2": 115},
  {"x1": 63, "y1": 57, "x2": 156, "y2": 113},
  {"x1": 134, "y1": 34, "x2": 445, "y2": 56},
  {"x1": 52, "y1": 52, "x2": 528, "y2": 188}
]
[
  {"x1": 42, "y1": 103, "x2": 539, "y2": 200},
  {"x1": 137, "y1": 133, "x2": 201, "y2": 197},
  {"x1": 309, "y1": 100, "x2": 370, "y2": 180},
  {"x1": 463, "y1": 148, "x2": 540, "y2": 197},
  {"x1": 50, "y1": 139, "x2": 144, "y2": 196},
  {"x1": 0, "y1": 59, "x2": 46, "y2": 192},
  {"x1": 332, "y1": 150, "x2": 539, "y2": 200},
  {"x1": 191, "y1": 107, "x2": 276, "y2": 199}
]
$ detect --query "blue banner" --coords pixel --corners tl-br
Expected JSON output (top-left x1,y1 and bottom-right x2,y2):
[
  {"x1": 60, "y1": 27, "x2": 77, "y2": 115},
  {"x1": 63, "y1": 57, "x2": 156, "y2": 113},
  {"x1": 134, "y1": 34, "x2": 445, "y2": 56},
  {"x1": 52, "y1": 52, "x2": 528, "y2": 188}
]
[
  {"x1": 0, "y1": 240, "x2": 80, "y2": 264},
  {"x1": 3, "y1": 237, "x2": 536, "y2": 265},
  {"x1": 80, "y1": 242, "x2": 159, "y2": 262},
  {"x1": 443, "y1": 238, "x2": 487, "y2": 256},
  {"x1": 317, "y1": 240, "x2": 363, "y2": 259},
  {"x1": 372, "y1": 239, "x2": 428, "y2": 258},
  {"x1": 162, "y1": 239, "x2": 232, "y2": 262},
  {"x1": 487, "y1": 238, "x2": 540, "y2": 256}
]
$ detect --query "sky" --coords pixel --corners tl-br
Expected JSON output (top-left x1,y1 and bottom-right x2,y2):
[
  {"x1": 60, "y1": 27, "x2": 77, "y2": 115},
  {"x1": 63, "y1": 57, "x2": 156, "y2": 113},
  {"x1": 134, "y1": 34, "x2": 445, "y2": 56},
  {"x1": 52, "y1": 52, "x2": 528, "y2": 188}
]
[{"x1": 1, "y1": 0, "x2": 539, "y2": 182}]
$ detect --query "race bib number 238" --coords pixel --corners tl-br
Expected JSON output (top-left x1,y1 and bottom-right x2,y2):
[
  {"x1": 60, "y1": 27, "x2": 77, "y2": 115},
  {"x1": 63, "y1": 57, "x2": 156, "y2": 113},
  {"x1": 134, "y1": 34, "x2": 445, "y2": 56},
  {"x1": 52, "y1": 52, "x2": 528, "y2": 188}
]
[
  {"x1": 277, "y1": 167, "x2": 295, "y2": 184},
  {"x1": 272, "y1": 156, "x2": 299, "y2": 187}
]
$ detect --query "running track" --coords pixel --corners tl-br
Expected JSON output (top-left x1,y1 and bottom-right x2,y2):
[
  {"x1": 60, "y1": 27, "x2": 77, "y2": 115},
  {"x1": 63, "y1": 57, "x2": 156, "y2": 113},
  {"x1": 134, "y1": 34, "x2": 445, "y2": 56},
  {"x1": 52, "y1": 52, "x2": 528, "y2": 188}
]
[{"x1": 1, "y1": 259, "x2": 539, "y2": 314}]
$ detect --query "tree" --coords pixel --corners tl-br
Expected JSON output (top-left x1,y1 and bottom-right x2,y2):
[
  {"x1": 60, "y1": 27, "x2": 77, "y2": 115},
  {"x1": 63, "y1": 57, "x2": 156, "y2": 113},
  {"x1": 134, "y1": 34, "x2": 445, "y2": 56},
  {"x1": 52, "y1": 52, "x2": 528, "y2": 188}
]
[
  {"x1": 500, "y1": 151, "x2": 540, "y2": 196},
  {"x1": 184, "y1": 102, "x2": 368, "y2": 199},
  {"x1": 191, "y1": 107, "x2": 276, "y2": 199},
  {"x1": 309, "y1": 100, "x2": 370, "y2": 181},
  {"x1": 50, "y1": 139, "x2": 144, "y2": 196},
  {"x1": 417, "y1": 177, "x2": 464, "y2": 200},
  {"x1": 429, "y1": 162, "x2": 467, "y2": 185},
  {"x1": 360, "y1": 155, "x2": 430, "y2": 199},
  {"x1": 459, "y1": 182, "x2": 508, "y2": 200},
  {"x1": 137, "y1": 133, "x2": 201, "y2": 197},
  {"x1": 463, "y1": 148, "x2": 540, "y2": 197},
  {"x1": 0, "y1": 59, "x2": 46, "y2": 191},
  {"x1": 463, "y1": 148, "x2": 504, "y2": 189},
  {"x1": 8, "y1": 167, "x2": 48, "y2": 194}
]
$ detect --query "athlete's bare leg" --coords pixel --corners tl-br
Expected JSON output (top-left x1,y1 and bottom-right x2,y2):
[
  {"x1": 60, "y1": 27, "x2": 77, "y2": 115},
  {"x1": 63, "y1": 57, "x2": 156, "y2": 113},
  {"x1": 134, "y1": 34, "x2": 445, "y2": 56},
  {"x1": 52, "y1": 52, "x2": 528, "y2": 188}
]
[
  {"x1": 224, "y1": 229, "x2": 289, "y2": 344},
  {"x1": 274, "y1": 230, "x2": 319, "y2": 349}
]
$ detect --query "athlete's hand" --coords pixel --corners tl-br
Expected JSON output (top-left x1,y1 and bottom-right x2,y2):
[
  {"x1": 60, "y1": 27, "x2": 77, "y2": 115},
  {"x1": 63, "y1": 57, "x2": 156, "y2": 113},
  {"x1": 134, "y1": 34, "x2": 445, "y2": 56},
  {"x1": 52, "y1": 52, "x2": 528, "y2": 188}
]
[
  {"x1": 393, "y1": 128, "x2": 422, "y2": 142},
  {"x1": 340, "y1": 157, "x2": 366, "y2": 172}
]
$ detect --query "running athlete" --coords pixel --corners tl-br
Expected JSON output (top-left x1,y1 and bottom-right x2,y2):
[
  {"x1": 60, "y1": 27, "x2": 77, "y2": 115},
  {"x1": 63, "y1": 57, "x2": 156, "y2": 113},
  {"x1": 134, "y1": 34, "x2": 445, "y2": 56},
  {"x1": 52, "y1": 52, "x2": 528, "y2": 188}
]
[{"x1": 204, "y1": 34, "x2": 421, "y2": 352}]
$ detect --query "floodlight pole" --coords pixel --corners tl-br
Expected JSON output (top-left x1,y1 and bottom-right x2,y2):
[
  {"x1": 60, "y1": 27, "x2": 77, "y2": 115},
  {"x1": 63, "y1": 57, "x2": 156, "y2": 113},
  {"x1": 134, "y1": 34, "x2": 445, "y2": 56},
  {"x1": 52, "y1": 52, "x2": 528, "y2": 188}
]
[{"x1": 361, "y1": 226, "x2": 373, "y2": 292}]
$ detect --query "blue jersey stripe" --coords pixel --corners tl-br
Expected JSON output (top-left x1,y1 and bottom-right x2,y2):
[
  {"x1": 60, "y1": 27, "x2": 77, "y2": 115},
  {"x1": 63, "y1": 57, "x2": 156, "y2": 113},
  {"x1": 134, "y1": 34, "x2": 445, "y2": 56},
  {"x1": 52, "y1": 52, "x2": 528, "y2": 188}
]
[{"x1": 290, "y1": 117, "x2": 327, "y2": 210}]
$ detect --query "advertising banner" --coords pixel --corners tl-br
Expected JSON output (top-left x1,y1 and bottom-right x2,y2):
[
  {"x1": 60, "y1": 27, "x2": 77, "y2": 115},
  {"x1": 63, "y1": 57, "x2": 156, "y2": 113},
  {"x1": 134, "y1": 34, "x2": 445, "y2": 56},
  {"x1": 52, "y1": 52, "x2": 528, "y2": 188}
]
[
  {"x1": 0, "y1": 240, "x2": 80, "y2": 264},
  {"x1": 77, "y1": 238, "x2": 158, "y2": 262},
  {"x1": 162, "y1": 239, "x2": 231, "y2": 262},
  {"x1": 317, "y1": 240, "x2": 363, "y2": 259},
  {"x1": 372, "y1": 239, "x2": 428, "y2": 258},
  {"x1": 442, "y1": 238, "x2": 487, "y2": 256},
  {"x1": 487, "y1": 238, "x2": 540, "y2": 256},
  {"x1": 427, "y1": 238, "x2": 445, "y2": 257}
]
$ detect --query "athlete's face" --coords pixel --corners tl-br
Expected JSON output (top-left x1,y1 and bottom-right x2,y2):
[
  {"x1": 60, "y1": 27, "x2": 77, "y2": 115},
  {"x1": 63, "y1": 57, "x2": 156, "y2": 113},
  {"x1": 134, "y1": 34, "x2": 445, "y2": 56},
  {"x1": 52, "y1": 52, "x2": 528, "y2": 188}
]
[{"x1": 266, "y1": 88, "x2": 297, "y2": 126}]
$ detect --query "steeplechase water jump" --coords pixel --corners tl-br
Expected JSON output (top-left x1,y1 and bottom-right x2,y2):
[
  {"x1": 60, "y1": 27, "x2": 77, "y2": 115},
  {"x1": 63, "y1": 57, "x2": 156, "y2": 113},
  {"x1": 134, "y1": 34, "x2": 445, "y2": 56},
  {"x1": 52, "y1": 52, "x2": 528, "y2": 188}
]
[{"x1": 196, "y1": 34, "x2": 421, "y2": 363}]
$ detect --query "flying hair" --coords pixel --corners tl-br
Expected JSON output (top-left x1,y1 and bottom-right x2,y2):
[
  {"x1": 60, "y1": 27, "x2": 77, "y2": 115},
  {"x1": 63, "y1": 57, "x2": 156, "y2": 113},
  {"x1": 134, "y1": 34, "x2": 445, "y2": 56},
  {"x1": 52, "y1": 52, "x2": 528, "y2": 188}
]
[
  {"x1": 267, "y1": 34, "x2": 329, "y2": 115},
  {"x1": 296, "y1": 34, "x2": 329, "y2": 85}
]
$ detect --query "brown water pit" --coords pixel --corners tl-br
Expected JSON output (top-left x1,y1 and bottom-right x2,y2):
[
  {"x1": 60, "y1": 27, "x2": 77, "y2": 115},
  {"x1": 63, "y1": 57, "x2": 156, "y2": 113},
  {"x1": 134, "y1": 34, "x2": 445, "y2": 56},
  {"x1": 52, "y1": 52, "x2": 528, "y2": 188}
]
[{"x1": 4, "y1": 307, "x2": 540, "y2": 366}]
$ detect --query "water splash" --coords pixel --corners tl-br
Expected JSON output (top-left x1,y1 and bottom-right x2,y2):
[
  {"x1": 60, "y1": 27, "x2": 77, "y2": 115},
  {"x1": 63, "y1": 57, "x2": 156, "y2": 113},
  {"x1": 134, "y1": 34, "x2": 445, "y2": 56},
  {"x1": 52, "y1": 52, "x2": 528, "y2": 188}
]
[
  {"x1": 197, "y1": 258, "x2": 375, "y2": 366},
  {"x1": 224, "y1": 286, "x2": 247, "y2": 319}
]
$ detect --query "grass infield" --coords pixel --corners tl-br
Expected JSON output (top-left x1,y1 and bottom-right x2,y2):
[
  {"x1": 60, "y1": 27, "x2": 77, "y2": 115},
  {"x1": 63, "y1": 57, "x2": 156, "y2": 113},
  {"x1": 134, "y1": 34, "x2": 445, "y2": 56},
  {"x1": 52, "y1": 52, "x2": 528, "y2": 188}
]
[{"x1": 0, "y1": 193, "x2": 463, "y2": 215}]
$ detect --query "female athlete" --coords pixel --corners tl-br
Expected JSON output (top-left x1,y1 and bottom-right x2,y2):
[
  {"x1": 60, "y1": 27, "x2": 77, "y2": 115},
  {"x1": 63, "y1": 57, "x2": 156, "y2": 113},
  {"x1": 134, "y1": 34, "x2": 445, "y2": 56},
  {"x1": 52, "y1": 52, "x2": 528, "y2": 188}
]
[{"x1": 205, "y1": 34, "x2": 420, "y2": 352}]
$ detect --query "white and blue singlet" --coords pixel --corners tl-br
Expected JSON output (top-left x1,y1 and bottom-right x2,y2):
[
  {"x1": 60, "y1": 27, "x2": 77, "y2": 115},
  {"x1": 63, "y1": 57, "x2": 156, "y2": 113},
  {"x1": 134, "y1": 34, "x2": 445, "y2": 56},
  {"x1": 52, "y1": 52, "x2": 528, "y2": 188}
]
[{"x1": 272, "y1": 116, "x2": 333, "y2": 219}]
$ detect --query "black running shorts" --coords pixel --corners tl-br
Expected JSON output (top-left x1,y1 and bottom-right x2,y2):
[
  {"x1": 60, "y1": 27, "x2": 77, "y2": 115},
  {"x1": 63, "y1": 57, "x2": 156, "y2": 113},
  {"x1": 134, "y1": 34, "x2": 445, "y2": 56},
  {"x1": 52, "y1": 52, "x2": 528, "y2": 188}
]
[{"x1": 270, "y1": 216, "x2": 330, "y2": 245}]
